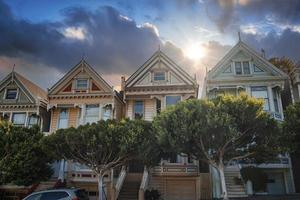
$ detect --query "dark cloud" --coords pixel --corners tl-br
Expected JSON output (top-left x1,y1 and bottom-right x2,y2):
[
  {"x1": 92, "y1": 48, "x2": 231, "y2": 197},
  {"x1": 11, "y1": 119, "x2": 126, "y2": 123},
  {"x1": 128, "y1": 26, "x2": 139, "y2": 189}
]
[
  {"x1": 0, "y1": 0, "x2": 162, "y2": 76},
  {"x1": 243, "y1": 29, "x2": 300, "y2": 62},
  {"x1": 205, "y1": 0, "x2": 300, "y2": 32}
]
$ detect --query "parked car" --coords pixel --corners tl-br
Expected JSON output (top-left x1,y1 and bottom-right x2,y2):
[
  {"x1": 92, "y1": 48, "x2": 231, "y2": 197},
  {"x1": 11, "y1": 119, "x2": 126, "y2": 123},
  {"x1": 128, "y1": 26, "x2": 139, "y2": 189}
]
[{"x1": 23, "y1": 188, "x2": 89, "y2": 200}]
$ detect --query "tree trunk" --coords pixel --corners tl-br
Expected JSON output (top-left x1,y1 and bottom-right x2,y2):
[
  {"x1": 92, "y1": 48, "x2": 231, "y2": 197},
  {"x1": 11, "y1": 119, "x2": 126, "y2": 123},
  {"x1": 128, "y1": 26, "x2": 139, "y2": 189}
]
[
  {"x1": 98, "y1": 173, "x2": 105, "y2": 200},
  {"x1": 217, "y1": 164, "x2": 229, "y2": 200}
]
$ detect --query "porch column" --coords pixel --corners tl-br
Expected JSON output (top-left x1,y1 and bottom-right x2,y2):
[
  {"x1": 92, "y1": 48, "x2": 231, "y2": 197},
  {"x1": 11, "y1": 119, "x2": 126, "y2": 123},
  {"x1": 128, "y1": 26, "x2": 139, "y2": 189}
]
[
  {"x1": 298, "y1": 84, "x2": 300, "y2": 101},
  {"x1": 245, "y1": 86, "x2": 251, "y2": 96},
  {"x1": 99, "y1": 104, "x2": 103, "y2": 120},
  {"x1": 58, "y1": 159, "x2": 65, "y2": 182},
  {"x1": 80, "y1": 104, "x2": 86, "y2": 125},
  {"x1": 267, "y1": 86, "x2": 275, "y2": 112},
  {"x1": 25, "y1": 112, "x2": 29, "y2": 127}
]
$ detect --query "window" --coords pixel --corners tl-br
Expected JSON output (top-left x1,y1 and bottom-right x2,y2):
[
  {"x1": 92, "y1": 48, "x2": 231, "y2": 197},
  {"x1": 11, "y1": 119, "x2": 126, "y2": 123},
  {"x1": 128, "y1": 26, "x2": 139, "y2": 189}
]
[
  {"x1": 235, "y1": 61, "x2": 251, "y2": 75},
  {"x1": 5, "y1": 89, "x2": 17, "y2": 99},
  {"x1": 28, "y1": 114, "x2": 38, "y2": 127},
  {"x1": 153, "y1": 72, "x2": 166, "y2": 81},
  {"x1": 243, "y1": 61, "x2": 250, "y2": 74},
  {"x1": 85, "y1": 105, "x2": 99, "y2": 124},
  {"x1": 156, "y1": 99, "x2": 161, "y2": 114},
  {"x1": 273, "y1": 88, "x2": 279, "y2": 113},
  {"x1": 102, "y1": 105, "x2": 112, "y2": 120},
  {"x1": 166, "y1": 96, "x2": 181, "y2": 107},
  {"x1": 58, "y1": 109, "x2": 68, "y2": 129},
  {"x1": 134, "y1": 101, "x2": 144, "y2": 119},
  {"x1": 76, "y1": 79, "x2": 88, "y2": 89},
  {"x1": 40, "y1": 191, "x2": 69, "y2": 200},
  {"x1": 235, "y1": 62, "x2": 242, "y2": 75},
  {"x1": 12, "y1": 113, "x2": 26, "y2": 126},
  {"x1": 251, "y1": 86, "x2": 269, "y2": 111}
]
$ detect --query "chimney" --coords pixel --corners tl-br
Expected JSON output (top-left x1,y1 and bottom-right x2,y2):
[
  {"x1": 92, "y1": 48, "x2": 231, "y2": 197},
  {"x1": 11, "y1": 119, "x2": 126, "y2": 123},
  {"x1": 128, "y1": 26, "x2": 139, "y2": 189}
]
[
  {"x1": 121, "y1": 76, "x2": 126, "y2": 91},
  {"x1": 261, "y1": 49, "x2": 266, "y2": 58}
]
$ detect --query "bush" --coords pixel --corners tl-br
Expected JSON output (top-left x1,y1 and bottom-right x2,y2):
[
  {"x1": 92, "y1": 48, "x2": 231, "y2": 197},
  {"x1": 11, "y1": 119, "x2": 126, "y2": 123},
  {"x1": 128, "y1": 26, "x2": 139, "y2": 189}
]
[
  {"x1": 145, "y1": 188, "x2": 161, "y2": 200},
  {"x1": 240, "y1": 166, "x2": 268, "y2": 192}
]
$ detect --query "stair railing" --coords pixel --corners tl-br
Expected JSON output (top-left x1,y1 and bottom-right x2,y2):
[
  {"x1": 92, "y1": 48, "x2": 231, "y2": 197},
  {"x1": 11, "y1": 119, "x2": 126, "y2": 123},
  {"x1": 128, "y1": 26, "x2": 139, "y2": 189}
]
[
  {"x1": 238, "y1": 164, "x2": 247, "y2": 194},
  {"x1": 114, "y1": 166, "x2": 127, "y2": 200},
  {"x1": 138, "y1": 166, "x2": 149, "y2": 200}
]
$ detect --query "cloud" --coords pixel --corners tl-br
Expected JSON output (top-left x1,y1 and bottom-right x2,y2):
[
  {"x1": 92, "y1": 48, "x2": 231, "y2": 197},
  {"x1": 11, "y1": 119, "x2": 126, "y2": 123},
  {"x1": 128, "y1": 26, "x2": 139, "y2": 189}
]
[
  {"x1": 205, "y1": 0, "x2": 300, "y2": 33},
  {"x1": 243, "y1": 29, "x2": 300, "y2": 62},
  {"x1": 0, "y1": 1, "x2": 163, "y2": 77}
]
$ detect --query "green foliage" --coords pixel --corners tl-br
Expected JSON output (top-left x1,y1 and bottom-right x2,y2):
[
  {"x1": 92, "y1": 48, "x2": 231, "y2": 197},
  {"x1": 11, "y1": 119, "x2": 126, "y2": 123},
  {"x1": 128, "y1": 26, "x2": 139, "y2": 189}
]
[
  {"x1": 0, "y1": 122, "x2": 54, "y2": 186},
  {"x1": 45, "y1": 119, "x2": 161, "y2": 174},
  {"x1": 283, "y1": 102, "x2": 300, "y2": 153},
  {"x1": 240, "y1": 166, "x2": 268, "y2": 192},
  {"x1": 154, "y1": 94, "x2": 284, "y2": 166},
  {"x1": 145, "y1": 188, "x2": 162, "y2": 200}
]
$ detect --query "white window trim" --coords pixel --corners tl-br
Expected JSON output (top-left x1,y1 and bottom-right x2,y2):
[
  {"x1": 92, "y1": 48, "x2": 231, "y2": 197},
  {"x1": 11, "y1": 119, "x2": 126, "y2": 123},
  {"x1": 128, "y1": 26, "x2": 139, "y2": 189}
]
[
  {"x1": 3, "y1": 88, "x2": 19, "y2": 100},
  {"x1": 84, "y1": 104, "x2": 100, "y2": 124},
  {"x1": 165, "y1": 95, "x2": 182, "y2": 107},
  {"x1": 153, "y1": 71, "x2": 167, "y2": 82},
  {"x1": 57, "y1": 108, "x2": 69, "y2": 129},
  {"x1": 75, "y1": 79, "x2": 89, "y2": 90},
  {"x1": 233, "y1": 60, "x2": 252, "y2": 75},
  {"x1": 133, "y1": 100, "x2": 145, "y2": 119}
]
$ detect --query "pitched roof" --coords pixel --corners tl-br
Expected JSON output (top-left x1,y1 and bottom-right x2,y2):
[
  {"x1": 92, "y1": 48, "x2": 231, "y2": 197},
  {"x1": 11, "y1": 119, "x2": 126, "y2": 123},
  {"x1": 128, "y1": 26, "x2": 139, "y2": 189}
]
[
  {"x1": 48, "y1": 59, "x2": 113, "y2": 94},
  {"x1": 126, "y1": 50, "x2": 198, "y2": 87},
  {"x1": 207, "y1": 40, "x2": 288, "y2": 79},
  {"x1": 0, "y1": 71, "x2": 48, "y2": 103}
]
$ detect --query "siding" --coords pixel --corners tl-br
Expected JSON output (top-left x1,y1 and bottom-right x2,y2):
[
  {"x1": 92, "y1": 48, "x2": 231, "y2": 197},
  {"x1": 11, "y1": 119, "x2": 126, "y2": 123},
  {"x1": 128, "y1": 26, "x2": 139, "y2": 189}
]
[
  {"x1": 126, "y1": 99, "x2": 156, "y2": 121},
  {"x1": 50, "y1": 107, "x2": 80, "y2": 133}
]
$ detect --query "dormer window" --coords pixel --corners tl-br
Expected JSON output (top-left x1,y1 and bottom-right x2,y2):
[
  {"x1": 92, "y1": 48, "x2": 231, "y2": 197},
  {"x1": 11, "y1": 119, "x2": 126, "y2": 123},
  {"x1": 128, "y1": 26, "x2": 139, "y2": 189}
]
[
  {"x1": 5, "y1": 89, "x2": 17, "y2": 99},
  {"x1": 154, "y1": 72, "x2": 166, "y2": 81},
  {"x1": 76, "y1": 79, "x2": 88, "y2": 90},
  {"x1": 235, "y1": 61, "x2": 250, "y2": 75}
]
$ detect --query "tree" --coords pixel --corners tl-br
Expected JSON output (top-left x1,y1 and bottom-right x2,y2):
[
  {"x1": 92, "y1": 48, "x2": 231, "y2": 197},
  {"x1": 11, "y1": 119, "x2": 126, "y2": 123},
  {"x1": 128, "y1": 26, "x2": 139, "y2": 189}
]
[
  {"x1": 46, "y1": 119, "x2": 159, "y2": 200},
  {"x1": 0, "y1": 121, "x2": 54, "y2": 186},
  {"x1": 283, "y1": 102, "x2": 300, "y2": 153},
  {"x1": 269, "y1": 57, "x2": 296, "y2": 109},
  {"x1": 154, "y1": 94, "x2": 285, "y2": 200}
]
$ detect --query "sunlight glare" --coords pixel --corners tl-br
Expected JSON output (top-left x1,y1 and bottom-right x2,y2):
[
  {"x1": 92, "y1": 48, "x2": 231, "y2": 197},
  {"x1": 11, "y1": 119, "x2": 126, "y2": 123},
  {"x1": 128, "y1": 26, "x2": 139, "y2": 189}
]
[{"x1": 184, "y1": 43, "x2": 205, "y2": 61}]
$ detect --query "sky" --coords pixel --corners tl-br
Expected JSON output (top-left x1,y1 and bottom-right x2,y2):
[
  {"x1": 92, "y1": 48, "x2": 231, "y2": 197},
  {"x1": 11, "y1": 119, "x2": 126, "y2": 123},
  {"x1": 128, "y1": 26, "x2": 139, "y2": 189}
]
[{"x1": 0, "y1": 0, "x2": 300, "y2": 91}]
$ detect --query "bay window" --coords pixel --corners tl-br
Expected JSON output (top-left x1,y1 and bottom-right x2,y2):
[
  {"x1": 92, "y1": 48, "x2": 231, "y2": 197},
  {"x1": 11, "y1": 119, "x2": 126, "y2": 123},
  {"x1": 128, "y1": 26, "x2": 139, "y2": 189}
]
[
  {"x1": 85, "y1": 105, "x2": 99, "y2": 124},
  {"x1": 251, "y1": 86, "x2": 269, "y2": 111},
  {"x1": 28, "y1": 114, "x2": 39, "y2": 127},
  {"x1": 102, "y1": 105, "x2": 112, "y2": 120},
  {"x1": 134, "y1": 101, "x2": 144, "y2": 119},
  {"x1": 166, "y1": 95, "x2": 181, "y2": 107},
  {"x1": 58, "y1": 109, "x2": 68, "y2": 129},
  {"x1": 12, "y1": 113, "x2": 26, "y2": 126}
]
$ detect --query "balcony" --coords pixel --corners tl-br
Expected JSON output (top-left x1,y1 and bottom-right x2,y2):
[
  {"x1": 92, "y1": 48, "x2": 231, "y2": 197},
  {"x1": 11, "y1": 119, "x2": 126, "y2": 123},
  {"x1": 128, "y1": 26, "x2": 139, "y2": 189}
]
[{"x1": 152, "y1": 163, "x2": 198, "y2": 176}]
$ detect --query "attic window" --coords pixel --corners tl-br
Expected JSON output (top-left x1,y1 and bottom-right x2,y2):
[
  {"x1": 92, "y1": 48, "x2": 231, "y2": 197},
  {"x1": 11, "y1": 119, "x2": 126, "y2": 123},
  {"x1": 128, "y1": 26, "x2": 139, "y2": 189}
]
[
  {"x1": 76, "y1": 79, "x2": 88, "y2": 90},
  {"x1": 5, "y1": 89, "x2": 17, "y2": 99},
  {"x1": 154, "y1": 72, "x2": 166, "y2": 81}
]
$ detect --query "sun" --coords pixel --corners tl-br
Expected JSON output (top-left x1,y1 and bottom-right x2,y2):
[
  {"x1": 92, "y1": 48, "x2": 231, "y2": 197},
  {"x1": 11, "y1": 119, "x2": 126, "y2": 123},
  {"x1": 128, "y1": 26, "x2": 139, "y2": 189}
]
[{"x1": 184, "y1": 43, "x2": 206, "y2": 61}]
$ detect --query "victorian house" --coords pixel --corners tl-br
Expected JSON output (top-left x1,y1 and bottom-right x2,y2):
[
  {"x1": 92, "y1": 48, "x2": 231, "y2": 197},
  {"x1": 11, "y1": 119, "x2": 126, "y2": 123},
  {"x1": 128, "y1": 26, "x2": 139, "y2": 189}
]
[
  {"x1": 119, "y1": 50, "x2": 210, "y2": 200},
  {"x1": 0, "y1": 70, "x2": 49, "y2": 131},
  {"x1": 203, "y1": 38, "x2": 295, "y2": 198},
  {"x1": 47, "y1": 59, "x2": 124, "y2": 199}
]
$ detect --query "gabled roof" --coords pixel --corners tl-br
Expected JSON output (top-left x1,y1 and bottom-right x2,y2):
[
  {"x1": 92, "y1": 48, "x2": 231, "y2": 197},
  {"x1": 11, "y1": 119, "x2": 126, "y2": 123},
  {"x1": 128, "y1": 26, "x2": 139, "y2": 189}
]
[
  {"x1": 0, "y1": 71, "x2": 48, "y2": 104},
  {"x1": 125, "y1": 50, "x2": 198, "y2": 87},
  {"x1": 207, "y1": 40, "x2": 288, "y2": 79},
  {"x1": 48, "y1": 59, "x2": 113, "y2": 95}
]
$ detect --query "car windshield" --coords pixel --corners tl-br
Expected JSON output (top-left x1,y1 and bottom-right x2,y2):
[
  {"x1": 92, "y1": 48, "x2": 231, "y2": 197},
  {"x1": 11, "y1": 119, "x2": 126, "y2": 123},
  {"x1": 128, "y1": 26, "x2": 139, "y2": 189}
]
[{"x1": 75, "y1": 189, "x2": 89, "y2": 200}]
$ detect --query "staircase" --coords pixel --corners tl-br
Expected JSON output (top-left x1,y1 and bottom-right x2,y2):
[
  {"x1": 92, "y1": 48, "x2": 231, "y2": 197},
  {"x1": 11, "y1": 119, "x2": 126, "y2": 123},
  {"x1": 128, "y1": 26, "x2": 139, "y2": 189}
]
[
  {"x1": 118, "y1": 174, "x2": 141, "y2": 200},
  {"x1": 224, "y1": 167, "x2": 247, "y2": 198}
]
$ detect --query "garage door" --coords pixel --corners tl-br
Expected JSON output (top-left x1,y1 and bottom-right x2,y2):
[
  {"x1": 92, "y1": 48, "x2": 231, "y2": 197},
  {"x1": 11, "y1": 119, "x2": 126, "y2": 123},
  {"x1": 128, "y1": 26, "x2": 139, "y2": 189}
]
[
  {"x1": 267, "y1": 172, "x2": 286, "y2": 195},
  {"x1": 166, "y1": 180, "x2": 196, "y2": 200}
]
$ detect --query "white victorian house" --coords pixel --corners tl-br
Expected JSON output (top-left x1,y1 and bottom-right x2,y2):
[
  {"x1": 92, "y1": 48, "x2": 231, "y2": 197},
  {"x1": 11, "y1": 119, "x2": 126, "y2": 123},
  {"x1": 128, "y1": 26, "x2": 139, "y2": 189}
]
[{"x1": 203, "y1": 38, "x2": 295, "y2": 198}]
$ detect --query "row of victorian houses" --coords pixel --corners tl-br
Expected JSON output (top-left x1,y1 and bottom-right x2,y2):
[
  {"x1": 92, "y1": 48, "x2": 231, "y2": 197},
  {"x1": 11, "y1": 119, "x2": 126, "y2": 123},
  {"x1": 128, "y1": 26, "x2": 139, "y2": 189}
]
[{"x1": 0, "y1": 38, "x2": 299, "y2": 200}]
